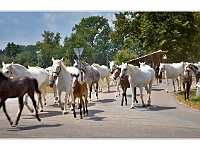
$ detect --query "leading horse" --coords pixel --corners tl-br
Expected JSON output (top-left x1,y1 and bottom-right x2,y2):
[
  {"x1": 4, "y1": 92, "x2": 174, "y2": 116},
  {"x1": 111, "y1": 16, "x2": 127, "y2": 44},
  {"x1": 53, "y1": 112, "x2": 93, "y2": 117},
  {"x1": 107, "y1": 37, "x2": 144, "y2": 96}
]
[
  {"x1": 0, "y1": 72, "x2": 41, "y2": 125},
  {"x1": 120, "y1": 63, "x2": 155, "y2": 108}
]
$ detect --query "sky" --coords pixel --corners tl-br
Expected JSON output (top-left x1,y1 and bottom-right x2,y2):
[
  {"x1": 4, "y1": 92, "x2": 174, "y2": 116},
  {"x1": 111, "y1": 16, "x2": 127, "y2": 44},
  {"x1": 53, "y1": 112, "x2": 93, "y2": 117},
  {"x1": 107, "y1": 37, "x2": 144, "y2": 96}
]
[
  {"x1": 0, "y1": 0, "x2": 198, "y2": 50},
  {"x1": 0, "y1": 12, "x2": 116, "y2": 50}
]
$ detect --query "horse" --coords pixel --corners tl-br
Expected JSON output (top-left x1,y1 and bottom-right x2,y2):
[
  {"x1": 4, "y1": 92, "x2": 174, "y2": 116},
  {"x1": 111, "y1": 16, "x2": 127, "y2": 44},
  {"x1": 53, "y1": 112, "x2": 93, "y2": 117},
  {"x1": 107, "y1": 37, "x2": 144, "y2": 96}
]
[
  {"x1": 158, "y1": 62, "x2": 184, "y2": 93},
  {"x1": 109, "y1": 61, "x2": 121, "y2": 97},
  {"x1": 49, "y1": 58, "x2": 79, "y2": 114},
  {"x1": 182, "y1": 66, "x2": 193, "y2": 100},
  {"x1": 188, "y1": 64, "x2": 200, "y2": 84},
  {"x1": 91, "y1": 63, "x2": 110, "y2": 92},
  {"x1": 113, "y1": 67, "x2": 129, "y2": 106},
  {"x1": 73, "y1": 60, "x2": 100, "y2": 101},
  {"x1": 1, "y1": 62, "x2": 48, "y2": 112},
  {"x1": 120, "y1": 63, "x2": 155, "y2": 109},
  {"x1": 0, "y1": 72, "x2": 41, "y2": 125},
  {"x1": 71, "y1": 74, "x2": 88, "y2": 119},
  {"x1": 139, "y1": 61, "x2": 162, "y2": 84}
]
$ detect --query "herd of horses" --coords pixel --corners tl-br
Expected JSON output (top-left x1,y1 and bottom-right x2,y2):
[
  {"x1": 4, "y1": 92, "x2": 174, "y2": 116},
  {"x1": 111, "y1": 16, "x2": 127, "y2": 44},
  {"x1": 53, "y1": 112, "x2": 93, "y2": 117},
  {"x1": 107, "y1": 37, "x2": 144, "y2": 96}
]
[{"x1": 0, "y1": 57, "x2": 200, "y2": 125}]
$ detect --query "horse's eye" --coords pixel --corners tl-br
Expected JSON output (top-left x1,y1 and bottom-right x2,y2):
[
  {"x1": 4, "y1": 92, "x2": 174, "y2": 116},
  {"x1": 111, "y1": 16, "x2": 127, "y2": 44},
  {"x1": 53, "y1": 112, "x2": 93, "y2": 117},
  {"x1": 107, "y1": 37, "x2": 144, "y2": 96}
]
[{"x1": 6, "y1": 71, "x2": 9, "y2": 73}]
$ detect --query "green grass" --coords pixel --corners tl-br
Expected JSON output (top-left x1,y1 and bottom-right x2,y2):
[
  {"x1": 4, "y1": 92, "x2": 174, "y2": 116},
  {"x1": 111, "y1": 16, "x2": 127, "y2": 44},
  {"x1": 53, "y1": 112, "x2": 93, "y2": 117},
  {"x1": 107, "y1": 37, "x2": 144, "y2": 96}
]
[{"x1": 175, "y1": 89, "x2": 200, "y2": 110}]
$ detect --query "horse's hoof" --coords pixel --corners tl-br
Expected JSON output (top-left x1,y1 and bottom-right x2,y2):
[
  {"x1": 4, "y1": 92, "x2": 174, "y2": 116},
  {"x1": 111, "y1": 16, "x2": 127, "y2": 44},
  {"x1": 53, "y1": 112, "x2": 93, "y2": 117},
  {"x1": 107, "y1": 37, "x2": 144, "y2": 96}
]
[
  {"x1": 40, "y1": 109, "x2": 43, "y2": 112},
  {"x1": 130, "y1": 106, "x2": 134, "y2": 109},
  {"x1": 30, "y1": 109, "x2": 34, "y2": 113},
  {"x1": 166, "y1": 90, "x2": 168, "y2": 93},
  {"x1": 10, "y1": 121, "x2": 13, "y2": 126},
  {"x1": 62, "y1": 111, "x2": 68, "y2": 115},
  {"x1": 44, "y1": 102, "x2": 46, "y2": 105}
]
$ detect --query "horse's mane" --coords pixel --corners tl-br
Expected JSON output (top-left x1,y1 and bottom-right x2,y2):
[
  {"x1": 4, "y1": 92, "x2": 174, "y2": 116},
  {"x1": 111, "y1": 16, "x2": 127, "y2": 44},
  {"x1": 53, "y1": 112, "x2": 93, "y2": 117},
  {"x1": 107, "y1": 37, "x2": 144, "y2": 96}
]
[
  {"x1": 12, "y1": 63, "x2": 27, "y2": 70},
  {"x1": 191, "y1": 64, "x2": 198, "y2": 70},
  {"x1": 0, "y1": 72, "x2": 8, "y2": 80},
  {"x1": 128, "y1": 64, "x2": 141, "y2": 75},
  {"x1": 60, "y1": 61, "x2": 71, "y2": 73}
]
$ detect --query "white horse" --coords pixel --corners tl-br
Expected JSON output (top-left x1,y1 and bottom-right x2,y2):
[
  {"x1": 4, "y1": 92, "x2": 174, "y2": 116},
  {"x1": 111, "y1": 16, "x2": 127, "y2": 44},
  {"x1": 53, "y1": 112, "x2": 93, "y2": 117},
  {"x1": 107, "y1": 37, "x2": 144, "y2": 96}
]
[
  {"x1": 49, "y1": 58, "x2": 79, "y2": 114},
  {"x1": 158, "y1": 62, "x2": 184, "y2": 93},
  {"x1": 91, "y1": 63, "x2": 110, "y2": 92},
  {"x1": 120, "y1": 63, "x2": 155, "y2": 108},
  {"x1": 1, "y1": 62, "x2": 48, "y2": 112},
  {"x1": 109, "y1": 60, "x2": 121, "y2": 97},
  {"x1": 74, "y1": 60, "x2": 100, "y2": 101}
]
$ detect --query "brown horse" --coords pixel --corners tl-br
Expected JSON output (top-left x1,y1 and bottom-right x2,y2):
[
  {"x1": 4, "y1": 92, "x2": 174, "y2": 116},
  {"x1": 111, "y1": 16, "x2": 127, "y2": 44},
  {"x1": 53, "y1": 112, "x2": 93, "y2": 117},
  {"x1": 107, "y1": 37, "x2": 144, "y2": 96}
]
[
  {"x1": 113, "y1": 67, "x2": 138, "y2": 106},
  {"x1": 0, "y1": 72, "x2": 41, "y2": 125},
  {"x1": 71, "y1": 74, "x2": 88, "y2": 119},
  {"x1": 182, "y1": 66, "x2": 193, "y2": 100}
]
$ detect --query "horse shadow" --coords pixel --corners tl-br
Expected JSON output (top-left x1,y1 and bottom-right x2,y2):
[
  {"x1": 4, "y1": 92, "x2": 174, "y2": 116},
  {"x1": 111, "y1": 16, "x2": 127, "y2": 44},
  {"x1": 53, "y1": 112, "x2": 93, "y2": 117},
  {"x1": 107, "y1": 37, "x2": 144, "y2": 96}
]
[
  {"x1": 95, "y1": 98, "x2": 116, "y2": 104},
  {"x1": 139, "y1": 105, "x2": 177, "y2": 111},
  {"x1": 23, "y1": 110, "x2": 62, "y2": 119},
  {"x1": 87, "y1": 109, "x2": 106, "y2": 121},
  {"x1": 7, "y1": 123, "x2": 63, "y2": 131}
]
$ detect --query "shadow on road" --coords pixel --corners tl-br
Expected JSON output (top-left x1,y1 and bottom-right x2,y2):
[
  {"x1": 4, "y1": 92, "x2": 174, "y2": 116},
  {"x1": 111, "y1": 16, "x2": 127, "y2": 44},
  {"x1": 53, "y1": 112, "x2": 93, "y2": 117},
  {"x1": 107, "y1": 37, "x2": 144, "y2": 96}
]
[
  {"x1": 87, "y1": 109, "x2": 106, "y2": 121},
  {"x1": 140, "y1": 105, "x2": 177, "y2": 111},
  {"x1": 96, "y1": 99, "x2": 116, "y2": 103},
  {"x1": 7, "y1": 123, "x2": 63, "y2": 131}
]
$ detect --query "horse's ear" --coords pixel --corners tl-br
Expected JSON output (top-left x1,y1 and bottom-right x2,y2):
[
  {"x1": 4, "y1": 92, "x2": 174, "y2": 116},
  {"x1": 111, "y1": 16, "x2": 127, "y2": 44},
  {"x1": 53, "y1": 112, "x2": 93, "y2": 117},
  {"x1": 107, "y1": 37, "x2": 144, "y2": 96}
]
[
  {"x1": 74, "y1": 59, "x2": 77, "y2": 63},
  {"x1": 11, "y1": 62, "x2": 13, "y2": 65},
  {"x1": 2, "y1": 62, "x2": 5, "y2": 66},
  {"x1": 61, "y1": 58, "x2": 64, "y2": 61},
  {"x1": 52, "y1": 57, "x2": 55, "y2": 62}
]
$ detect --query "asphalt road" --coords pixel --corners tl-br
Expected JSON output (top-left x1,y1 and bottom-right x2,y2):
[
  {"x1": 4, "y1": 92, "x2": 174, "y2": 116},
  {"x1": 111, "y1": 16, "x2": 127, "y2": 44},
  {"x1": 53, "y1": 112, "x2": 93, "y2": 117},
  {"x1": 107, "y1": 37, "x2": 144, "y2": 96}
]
[{"x1": 0, "y1": 80, "x2": 200, "y2": 138}]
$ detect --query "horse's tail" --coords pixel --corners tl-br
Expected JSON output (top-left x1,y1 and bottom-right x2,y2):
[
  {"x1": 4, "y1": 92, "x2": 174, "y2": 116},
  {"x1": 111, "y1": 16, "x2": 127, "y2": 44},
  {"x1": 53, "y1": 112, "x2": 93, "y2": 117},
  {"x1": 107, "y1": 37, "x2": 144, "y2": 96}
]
[{"x1": 32, "y1": 78, "x2": 41, "y2": 94}]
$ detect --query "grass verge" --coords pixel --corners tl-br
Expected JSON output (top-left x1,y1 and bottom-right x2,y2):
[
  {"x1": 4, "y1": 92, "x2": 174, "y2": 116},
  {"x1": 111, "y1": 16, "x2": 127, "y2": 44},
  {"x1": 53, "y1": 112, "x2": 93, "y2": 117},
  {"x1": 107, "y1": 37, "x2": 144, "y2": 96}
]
[{"x1": 175, "y1": 88, "x2": 200, "y2": 111}]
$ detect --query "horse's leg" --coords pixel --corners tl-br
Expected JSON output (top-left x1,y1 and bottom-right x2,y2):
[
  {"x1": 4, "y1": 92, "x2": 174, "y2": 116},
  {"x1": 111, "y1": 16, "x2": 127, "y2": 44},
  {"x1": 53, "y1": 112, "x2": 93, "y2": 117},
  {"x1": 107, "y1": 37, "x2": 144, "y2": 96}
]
[
  {"x1": 145, "y1": 85, "x2": 151, "y2": 107},
  {"x1": 134, "y1": 87, "x2": 138, "y2": 103},
  {"x1": 124, "y1": 88, "x2": 127, "y2": 106},
  {"x1": 29, "y1": 94, "x2": 41, "y2": 122},
  {"x1": 62, "y1": 86, "x2": 71, "y2": 114},
  {"x1": 85, "y1": 96, "x2": 88, "y2": 116},
  {"x1": 166, "y1": 78, "x2": 169, "y2": 93},
  {"x1": 37, "y1": 89, "x2": 43, "y2": 112},
  {"x1": 139, "y1": 87, "x2": 145, "y2": 107},
  {"x1": 24, "y1": 94, "x2": 34, "y2": 113},
  {"x1": 41, "y1": 84, "x2": 47, "y2": 105},
  {"x1": 15, "y1": 96, "x2": 24, "y2": 125},
  {"x1": 53, "y1": 84, "x2": 58, "y2": 103},
  {"x1": 106, "y1": 76, "x2": 110, "y2": 91},
  {"x1": 121, "y1": 87, "x2": 125, "y2": 106},
  {"x1": 1, "y1": 100, "x2": 13, "y2": 125},
  {"x1": 96, "y1": 82, "x2": 99, "y2": 99},
  {"x1": 81, "y1": 97, "x2": 85, "y2": 117},
  {"x1": 79, "y1": 97, "x2": 83, "y2": 119},
  {"x1": 57, "y1": 88, "x2": 63, "y2": 110},
  {"x1": 176, "y1": 77, "x2": 180, "y2": 91},
  {"x1": 115, "y1": 80, "x2": 120, "y2": 97},
  {"x1": 130, "y1": 84, "x2": 136, "y2": 109},
  {"x1": 172, "y1": 79, "x2": 176, "y2": 92},
  {"x1": 89, "y1": 84, "x2": 92, "y2": 101}
]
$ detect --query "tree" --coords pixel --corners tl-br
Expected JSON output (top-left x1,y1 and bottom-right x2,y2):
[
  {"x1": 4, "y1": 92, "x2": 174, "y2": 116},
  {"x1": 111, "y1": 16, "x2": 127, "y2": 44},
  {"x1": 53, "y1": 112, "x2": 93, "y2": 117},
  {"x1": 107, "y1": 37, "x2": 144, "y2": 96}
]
[
  {"x1": 110, "y1": 12, "x2": 198, "y2": 62},
  {"x1": 3, "y1": 42, "x2": 21, "y2": 60},
  {"x1": 36, "y1": 31, "x2": 63, "y2": 67},
  {"x1": 71, "y1": 15, "x2": 114, "y2": 65}
]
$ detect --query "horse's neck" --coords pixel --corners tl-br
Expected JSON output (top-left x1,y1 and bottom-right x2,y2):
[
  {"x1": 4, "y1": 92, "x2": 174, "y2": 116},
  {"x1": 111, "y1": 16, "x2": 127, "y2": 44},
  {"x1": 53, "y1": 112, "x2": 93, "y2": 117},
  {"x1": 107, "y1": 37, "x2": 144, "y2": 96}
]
[
  {"x1": 128, "y1": 65, "x2": 140, "y2": 78},
  {"x1": 81, "y1": 63, "x2": 92, "y2": 75},
  {"x1": 12, "y1": 64, "x2": 31, "y2": 78}
]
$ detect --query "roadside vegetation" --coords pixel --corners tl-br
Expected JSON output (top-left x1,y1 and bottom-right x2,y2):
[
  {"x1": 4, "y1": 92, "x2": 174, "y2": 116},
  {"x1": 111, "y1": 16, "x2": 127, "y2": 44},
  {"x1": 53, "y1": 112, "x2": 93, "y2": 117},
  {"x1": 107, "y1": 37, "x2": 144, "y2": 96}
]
[{"x1": 175, "y1": 88, "x2": 200, "y2": 110}]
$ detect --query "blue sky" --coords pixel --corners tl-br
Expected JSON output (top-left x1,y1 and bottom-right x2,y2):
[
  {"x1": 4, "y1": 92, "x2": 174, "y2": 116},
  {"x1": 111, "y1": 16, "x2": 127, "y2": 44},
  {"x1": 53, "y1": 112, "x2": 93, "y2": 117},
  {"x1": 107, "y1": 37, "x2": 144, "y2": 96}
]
[{"x1": 0, "y1": 12, "x2": 116, "y2": 50}]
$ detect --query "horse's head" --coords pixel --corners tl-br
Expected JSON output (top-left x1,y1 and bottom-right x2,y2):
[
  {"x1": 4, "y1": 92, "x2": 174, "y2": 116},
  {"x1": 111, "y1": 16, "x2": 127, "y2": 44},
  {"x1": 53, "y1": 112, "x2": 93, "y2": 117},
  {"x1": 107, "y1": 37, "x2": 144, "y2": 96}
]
[
  {"x1": 71, "y1": 74, "x2": 79, "y2": 89},
  {"x1": 158, "y1": 63, "x2": 165, "y2": 76},
  {"x1": 109, "y1": 61, "x2": 117, "y2": 74},
  {"x1": 120, "y1": 63, "x2": 128, "y2": 78},
  {"x1": 112, "y1": 67, "x2": 121, "y2": 80},
  {"x1": 52, "y1": 57, "x2": 63, "y2": 78},
  {"x1": 47, "y1": 68, "x2": 56, "y2": 88},
  {"x1": 1, "y1": 62, "x2": 13, "y2": 77}
]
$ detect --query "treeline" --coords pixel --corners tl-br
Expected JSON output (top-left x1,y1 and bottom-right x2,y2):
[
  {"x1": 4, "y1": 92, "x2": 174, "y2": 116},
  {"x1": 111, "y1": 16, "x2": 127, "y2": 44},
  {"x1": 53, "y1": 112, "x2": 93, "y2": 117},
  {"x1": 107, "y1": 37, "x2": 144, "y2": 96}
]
[{"x1": 0, "y1": 12, "x2": 200, "y2": 68}]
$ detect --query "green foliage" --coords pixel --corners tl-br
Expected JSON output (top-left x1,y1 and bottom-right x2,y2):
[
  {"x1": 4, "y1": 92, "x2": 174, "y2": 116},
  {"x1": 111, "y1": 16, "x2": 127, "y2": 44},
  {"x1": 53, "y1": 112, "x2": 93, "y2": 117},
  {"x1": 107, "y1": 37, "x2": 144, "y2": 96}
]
[
  {"x1": 175, "y1": 89, "x2": 200, "y2": 110},
  {"x1": 110, "y1": 12, "x2": 199, "y2": 62},
  {"x1": 36, "y1": 31, "x2": 64, "y2": 67},
  {"x1": 114, "y1": 48, "x2": 138, "y2": 65}
]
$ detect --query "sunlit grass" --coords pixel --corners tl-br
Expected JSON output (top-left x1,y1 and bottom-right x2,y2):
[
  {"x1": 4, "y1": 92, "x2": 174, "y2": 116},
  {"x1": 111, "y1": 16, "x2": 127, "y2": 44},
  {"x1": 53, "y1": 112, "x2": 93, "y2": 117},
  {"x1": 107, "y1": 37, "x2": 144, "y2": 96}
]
[{"x1": 175, "y1": 89, "x2": 200, "y2": 110}]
